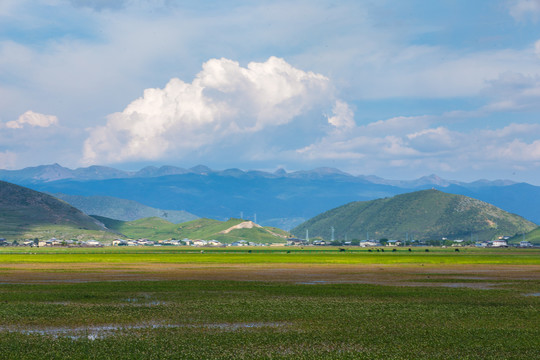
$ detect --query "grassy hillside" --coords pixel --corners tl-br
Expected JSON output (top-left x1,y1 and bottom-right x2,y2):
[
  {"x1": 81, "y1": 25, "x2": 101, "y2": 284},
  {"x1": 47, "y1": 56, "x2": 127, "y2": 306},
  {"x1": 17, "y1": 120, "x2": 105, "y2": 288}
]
[
  {"x1": 54, "y1": 193, "x2": 198, "y2": 223},
  {"x1": 94, "y1": 216, "x2": 289, "y2": 243},
  {"x1": 510, "y1": 226, "x2": 540, "y2": 244},
  {"x1": 0, "y1": 180, "x2": 119, "y2": 240},
  {"x1": 292, "y1": 189, "x2": 537, "y2": 242}
]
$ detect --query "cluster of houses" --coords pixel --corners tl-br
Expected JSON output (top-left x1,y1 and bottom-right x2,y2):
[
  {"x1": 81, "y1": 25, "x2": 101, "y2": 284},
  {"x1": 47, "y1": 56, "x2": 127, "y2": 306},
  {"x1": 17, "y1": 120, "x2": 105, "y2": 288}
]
[
  {"x1": 473, "y1": 239, "x2": 533, "y2": 248},
  {"x1": 111, "y1": 238, "x2": 270, "y2": 247},
  {"x1": 0, "y1": 237, "x2": 275, "y2": 247},
  {"x1": 0, "y1": 235, "x2": 536, "y2": 248},
  {"x1": 286, "y1": 236, "x2": 536, "y2": 248},
  {"x1": 286, "y1": 238, "x2": 402, "y2": 247}
]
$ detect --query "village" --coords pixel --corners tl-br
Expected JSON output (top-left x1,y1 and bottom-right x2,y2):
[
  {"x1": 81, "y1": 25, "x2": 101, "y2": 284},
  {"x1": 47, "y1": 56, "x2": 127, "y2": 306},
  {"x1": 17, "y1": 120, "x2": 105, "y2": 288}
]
[{"x1": 0, "y1": 236, "x2": 534, "y2": 248}]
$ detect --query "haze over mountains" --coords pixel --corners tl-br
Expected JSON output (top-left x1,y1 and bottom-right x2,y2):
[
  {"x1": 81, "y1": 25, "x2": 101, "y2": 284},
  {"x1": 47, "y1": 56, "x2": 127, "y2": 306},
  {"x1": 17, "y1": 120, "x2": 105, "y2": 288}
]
[
  {"x1": 1, "y1": 164, "x2": 539, "y2": 230},
  {"x1": 53, "y1": 194, "x2": 198, "y2": 223}
]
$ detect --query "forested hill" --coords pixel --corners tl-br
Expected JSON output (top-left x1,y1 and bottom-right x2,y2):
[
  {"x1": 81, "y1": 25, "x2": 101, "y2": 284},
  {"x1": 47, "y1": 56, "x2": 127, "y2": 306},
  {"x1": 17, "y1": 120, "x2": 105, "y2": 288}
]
[{"x1": 292, "y1": 189, "x2": 537, "y2": 242}]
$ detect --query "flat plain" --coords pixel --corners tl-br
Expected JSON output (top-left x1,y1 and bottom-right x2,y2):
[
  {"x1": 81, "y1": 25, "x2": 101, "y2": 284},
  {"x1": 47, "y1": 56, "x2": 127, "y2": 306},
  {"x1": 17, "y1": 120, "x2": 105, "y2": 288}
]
[{"x1": 0, "y1": 247, "x2": 539, "y2": 359}]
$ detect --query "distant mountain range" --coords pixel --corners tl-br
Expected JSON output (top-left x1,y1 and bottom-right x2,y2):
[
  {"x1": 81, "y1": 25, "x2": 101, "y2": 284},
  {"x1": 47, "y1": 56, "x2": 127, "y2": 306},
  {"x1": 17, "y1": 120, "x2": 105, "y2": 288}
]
[
  {"x1": 291, "y1": 189, "x2": 537, "y2": 242},
  {"x1": 1, "y1": 164, "x2": 538, "y2": 229}
]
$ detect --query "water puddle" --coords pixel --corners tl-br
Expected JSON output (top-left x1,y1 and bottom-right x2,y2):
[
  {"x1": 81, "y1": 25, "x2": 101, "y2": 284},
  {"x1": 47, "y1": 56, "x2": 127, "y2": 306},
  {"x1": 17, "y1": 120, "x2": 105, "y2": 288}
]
[
  {"x1": 123, "y1": 298, "x2": 166, "y2": 306},
  {"x1": 523, "y1": 292, "x2": 540, "y2": 297},
  {"x1": 296, "y1": 280, "x2": 331, "y2": 285},
  {"x1": 1, "y1": 322, "x2": 287, "y2": 340}
]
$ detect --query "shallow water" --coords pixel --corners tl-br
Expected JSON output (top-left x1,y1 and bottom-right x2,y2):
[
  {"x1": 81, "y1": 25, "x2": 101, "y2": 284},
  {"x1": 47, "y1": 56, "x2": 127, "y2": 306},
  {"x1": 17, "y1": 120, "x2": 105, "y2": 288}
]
[{"x1": 1, "y1": 322, "x2": 288, "y2": 340}]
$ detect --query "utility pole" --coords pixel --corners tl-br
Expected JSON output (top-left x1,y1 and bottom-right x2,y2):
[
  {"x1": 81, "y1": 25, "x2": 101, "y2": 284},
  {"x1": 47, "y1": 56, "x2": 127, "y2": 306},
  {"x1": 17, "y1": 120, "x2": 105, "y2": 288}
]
[
  {"x1": 254, "y1": 213, "x2": 257, "y2": 223},
  {"x1": 331, "y1": 227, "x2": 335, "y2": 241},
  {"x1": 306, "y1": 229, "x2": 309, "y2": 242}
]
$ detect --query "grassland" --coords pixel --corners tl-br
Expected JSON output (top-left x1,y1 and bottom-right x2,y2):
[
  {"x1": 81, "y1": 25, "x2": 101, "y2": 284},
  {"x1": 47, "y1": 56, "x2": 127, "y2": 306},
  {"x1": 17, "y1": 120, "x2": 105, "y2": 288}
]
[
  {"x1": 0, "y1": 247, "x2": 538, "y2": 359},
  {"x1": 93, "y1": 216, "x2": 289, "y2": 243},
  {"x1": 0, "y1": 246, "x2": 539, "y2": 265}
]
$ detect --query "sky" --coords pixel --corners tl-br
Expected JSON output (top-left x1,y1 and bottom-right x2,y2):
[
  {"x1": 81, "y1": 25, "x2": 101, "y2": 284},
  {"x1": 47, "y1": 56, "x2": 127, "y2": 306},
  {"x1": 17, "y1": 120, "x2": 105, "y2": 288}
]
[{"x1": 2, "y1": 0, "x2": 540, "y2": 183}]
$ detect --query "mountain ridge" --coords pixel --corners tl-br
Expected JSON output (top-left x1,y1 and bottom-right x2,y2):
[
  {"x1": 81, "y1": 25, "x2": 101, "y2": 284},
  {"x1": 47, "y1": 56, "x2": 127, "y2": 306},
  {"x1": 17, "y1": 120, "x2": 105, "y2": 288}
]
[
  {"x1": 1, "y1": 164, "x2": 537, "y2": 229},
  {"x1": 0, "y1": 163, "x2": 518, "y2": 186}
]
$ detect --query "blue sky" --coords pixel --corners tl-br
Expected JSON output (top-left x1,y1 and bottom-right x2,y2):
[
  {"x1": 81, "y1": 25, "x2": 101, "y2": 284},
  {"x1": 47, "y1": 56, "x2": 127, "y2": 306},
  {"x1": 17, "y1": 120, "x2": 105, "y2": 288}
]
[{"x1": 2, "y1": 0, "x2": 540, "y2": 184}]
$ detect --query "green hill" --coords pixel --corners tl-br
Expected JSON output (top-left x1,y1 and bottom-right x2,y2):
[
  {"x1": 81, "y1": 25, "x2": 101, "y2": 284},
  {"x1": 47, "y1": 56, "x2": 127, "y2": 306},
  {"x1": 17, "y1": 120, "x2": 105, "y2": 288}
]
[
  {"x1": 292, "y1": 189, "x2": 537, "y2": 242},
  {"x1": 93, "y1": 216, "x2": 289, "y2": 243},
  {"x1": 510, "y1": 227, "x2": 540, "y2": 244},
  {"x1": 53, "y1": 193, "x2": 198, "y2": 223},
  {"x1": 0, "y1": 181, "x2": 115, "y2": 241}
]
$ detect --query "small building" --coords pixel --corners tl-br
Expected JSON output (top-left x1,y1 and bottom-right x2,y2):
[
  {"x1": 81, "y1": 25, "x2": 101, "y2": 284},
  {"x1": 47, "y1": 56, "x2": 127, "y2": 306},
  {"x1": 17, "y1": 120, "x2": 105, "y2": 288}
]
[
  {"x1": 312, "y1": 240, "x2": 328, "y2": 246},
  {"x1": 287, "y1": 238, "x2": 307, "y2": 246},
  {"x1": 192, "y1": 240, "x2": 208, "y2": 246},
  {"x1": 491, "y1": 239, "x2": 508, "y2": 248},
  {"x1": 520, "y1": 241, "x2": 533, "y2": 248},
  {"x1": 207, "y1": 240, "x2": 223, "y2": 247},
  {"x1": 84, "y1": 240, "x2": 102, "y2": 247},
  {"x1": 231, "y1": 240, "x2": 248, "y2": 246},
  {"x1": 360, "y1": 240, "x2": 380, "y2": 247},
  {"x1": 386, "y1": 240, "x2": 402, "y2": 247},
  {"x1": 475, "y1": 241, "x2": 489, "y2": 248}
]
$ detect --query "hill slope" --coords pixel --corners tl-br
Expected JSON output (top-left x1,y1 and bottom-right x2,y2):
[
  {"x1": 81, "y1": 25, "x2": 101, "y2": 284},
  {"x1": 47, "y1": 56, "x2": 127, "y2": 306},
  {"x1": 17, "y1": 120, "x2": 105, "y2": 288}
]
[
  {"x1": 0, "y1": 180, "x2": 113, "y2": 240},
  {"x1": 94, "y1": 216, "x2": 289, "y2": 243},
  {"x1": 54, "y1": 193, "x2": 198, "y2": 223},
  {"x1": 291, "y1": 190, "x2": 537, "y2": 242},
  {"x1": 510, "y1": 227, "x2": 540, "y2": 244}
]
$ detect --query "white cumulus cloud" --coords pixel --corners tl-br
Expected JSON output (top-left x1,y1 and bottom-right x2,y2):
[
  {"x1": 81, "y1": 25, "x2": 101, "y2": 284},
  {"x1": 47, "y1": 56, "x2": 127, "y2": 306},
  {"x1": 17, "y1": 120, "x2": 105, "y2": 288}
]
[
  {"x1": 327, "y1": 100, "x2": 355, "y2": 129},
  {"x1": 83, "y1": 57, "x2": 337, "y2": 164},
  {"x1": 5, "y1": 110, "x2": 59, "y2": 129}
]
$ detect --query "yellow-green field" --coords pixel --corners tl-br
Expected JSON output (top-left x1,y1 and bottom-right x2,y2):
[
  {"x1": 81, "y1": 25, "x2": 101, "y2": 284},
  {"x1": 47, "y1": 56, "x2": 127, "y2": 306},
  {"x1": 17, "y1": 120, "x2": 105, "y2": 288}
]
[{"x1": 0, "y1": 247, "x2": 539, "y2": 359}]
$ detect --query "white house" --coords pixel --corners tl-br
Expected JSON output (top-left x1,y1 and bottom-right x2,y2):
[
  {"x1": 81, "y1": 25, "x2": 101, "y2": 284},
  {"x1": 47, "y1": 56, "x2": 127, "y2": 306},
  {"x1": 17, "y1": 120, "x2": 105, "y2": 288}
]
[
  {"x1": 360, "y1": 240, "x2": 380, "y2": 247},
  {"x1": 84, "y1": 240, "x2": 102, "y2": 247},
  {"x1": 207, "y1": 240, "x2": 223, "y2": 247},
  {"x1": 491, "y1": 239, "x2": 508, "y2": 247}
]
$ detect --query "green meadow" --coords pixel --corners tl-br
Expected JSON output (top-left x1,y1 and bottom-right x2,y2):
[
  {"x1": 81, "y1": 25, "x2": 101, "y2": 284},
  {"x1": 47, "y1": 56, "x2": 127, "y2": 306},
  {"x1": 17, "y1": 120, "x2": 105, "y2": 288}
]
[
  {"x1": 0, "y1": 280, "x2": 539, "y2": 359},
  {"x1": 0, "y1": 247, "x2": 539, "y2": 359},
  {"x1": 1, "y1": 246, "x2": 539, "y2": 265}
]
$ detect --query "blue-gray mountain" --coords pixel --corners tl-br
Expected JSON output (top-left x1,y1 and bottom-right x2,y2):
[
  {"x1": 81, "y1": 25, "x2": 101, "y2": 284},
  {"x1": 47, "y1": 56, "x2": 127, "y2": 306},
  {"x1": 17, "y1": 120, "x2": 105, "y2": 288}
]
[
  {"x1": 1, "y1": 164, "x2": 538, "y2": 229},
  {"x1": 52, "y1": 194, "x2": 199, "y2": 223}
]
